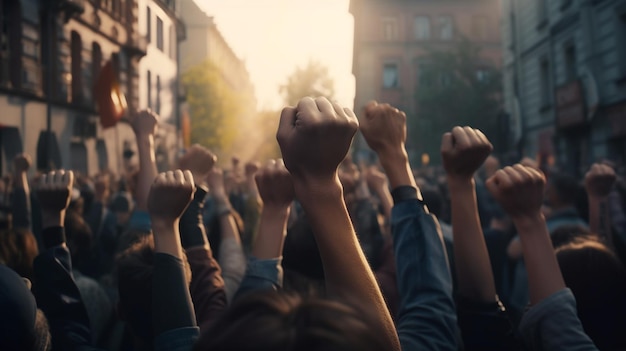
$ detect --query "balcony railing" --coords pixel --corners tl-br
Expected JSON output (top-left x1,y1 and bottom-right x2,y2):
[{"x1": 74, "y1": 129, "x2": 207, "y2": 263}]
[{"x1": 124, "y1": 33, "x2": 148, "y2": 58}]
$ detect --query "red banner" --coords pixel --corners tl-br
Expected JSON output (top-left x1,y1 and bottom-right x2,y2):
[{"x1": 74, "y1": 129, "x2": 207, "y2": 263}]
[{"x1": 95, "y1": 60, "x2": 127, "y2": 128}]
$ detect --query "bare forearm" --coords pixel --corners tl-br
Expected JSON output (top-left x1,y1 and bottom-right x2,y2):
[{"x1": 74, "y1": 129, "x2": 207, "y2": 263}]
[
  {"x1": 514, "y1": 215, "x2": 566, "y2": 304},
  {"x1": 153, "y1": 220, "x2": 184, "y2": 259},
  {"x1": 448, "y1": 179, "x2": 496, "y2": 302},
  {"x1": 379, "y1": 150, "x2": 416, "y2": 190},
  {"x1": 136, "y1": 136, "x2": 157, "y2": 210},
  {"x1": 252, "y1": 207, "x2": 289, "y2": 259},
  {"x1": 297, "y1": 180, "x2": 400, "y2": 351},
  {"x1": 589, "y1": 197, "x2": 612, "y2": 247}
]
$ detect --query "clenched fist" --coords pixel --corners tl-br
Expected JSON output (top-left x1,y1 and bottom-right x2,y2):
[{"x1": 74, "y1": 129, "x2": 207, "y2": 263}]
[
  {"x1": 178, "y1": 144, "x2": 217, "y2": 183},
  {"x1": 131, "y1": 109, "x2": 159, "y2": 137},
  {"x1": 359, "y1": 102, "x2": 407, "y2": 155},
  {"x1": 585, "y1": 163, "x2": 616, "y2": 199},
  {"x1": 277, "y1": 97, "x2": 358, "y2": 182},
  {"x1": 13, "y1": 153, "x2": 32, "y2": 173},
  {"x1": 441, "y1": 126, "x2": 493, "y2": 182},
  {"x1": 486, "y1": 164, "x2": 546, "y2": 220},
  {"x1": 255, "y1": 159, "x2": 294, "y2": 209},
  {"x1": 245, "y1": 161, "x2": 260, "y2": 178},
  {"x1": 147, "y1": 170, "x2": 194, "y2": 222},
  {"x1": 36, "y1": 170, "x2": 74, "y2": 213}
]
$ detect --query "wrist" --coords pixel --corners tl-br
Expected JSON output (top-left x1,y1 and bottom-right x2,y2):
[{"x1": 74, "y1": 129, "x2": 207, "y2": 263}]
[
  {"x1": 151, "y1": 217, "x2": 178, "y2": 232},
  {"x1": 42, "y1": 210, "x2": 65, "y2": 228},
  {"x1": 293, "y1": 176, "x2": 343, "y2": 202},
  {"x1": 512, "y1": 213, "x2": 546, "y2": 232},
  {"x1": 262, "y1": 204, "x2": 291, "y2": 218},
  {"x1": 447, "y1": 177, "x2": 475, "y2": 192}
]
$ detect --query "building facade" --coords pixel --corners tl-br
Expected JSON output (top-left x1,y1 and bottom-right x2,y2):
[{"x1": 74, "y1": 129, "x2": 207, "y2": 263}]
[
  {"x1": 138, "y1": 0, "x2": 185, "y2": 170},
  {"x1": 0, "y1": 0, "x2": 148, "y2": 176},
  {"x1": 350, "y1": 0, "x2": 502, "y2": 158},
  {"x1": 502, "y1": 0, "x2": 626, "y2": 176}
]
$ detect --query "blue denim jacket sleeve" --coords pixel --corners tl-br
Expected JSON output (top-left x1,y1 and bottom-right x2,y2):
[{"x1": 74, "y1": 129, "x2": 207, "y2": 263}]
[
  {"x1": 234, "y1": 256, "x2": 283, "y2": 300},
  {"x1": 519, "y1": 288, "x2": 598, "y2": 351},
  {"x1": 391, "y1": 199, "x2": 458, "y2": 351}
]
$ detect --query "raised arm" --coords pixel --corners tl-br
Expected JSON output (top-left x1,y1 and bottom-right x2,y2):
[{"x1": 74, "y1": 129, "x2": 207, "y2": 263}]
[
  {"x1": 147, "y1": 170, "x2": 199, "y2": 349},
  {"x1": 178, "y1": 145, "x2": 227, "y2": 332},
  {"x1": 131, "y1": 110, "x2": 159, "y2": 212},
  {"x1": 32, "y1": 170, "x2": 93, "y2": 350},
  {"x1": 486, "y1": 165, "x2": 597, "y2": 350},
  {"x1": 359, "y1": 101, "x2": 457, "y2": 351},
  {"x1": 585, "y1": 163, "x2": 616, "y2": 246},
  {"x1": 277, "y1": 97, "x2": 400, "y2": 351},
  {"x1": 441, "y1": 126, "x2": 496, "y2": 302}
]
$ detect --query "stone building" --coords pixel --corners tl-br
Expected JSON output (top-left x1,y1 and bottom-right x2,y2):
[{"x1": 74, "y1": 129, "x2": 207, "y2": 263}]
[{"x1": 502, "y1": 0, "x2": 626, "y2": 175}]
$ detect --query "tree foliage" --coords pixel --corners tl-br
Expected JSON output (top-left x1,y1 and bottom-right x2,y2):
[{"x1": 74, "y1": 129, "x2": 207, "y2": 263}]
[
  {"x1": 182, "y1": 60, "x2": 242, "y2": 156},
  {"x1": 412, "y1": 39, "x2": 503, "y2": 163},
  {"x1": 280, "y1": 60, "x2": 335, "y2": 106}
]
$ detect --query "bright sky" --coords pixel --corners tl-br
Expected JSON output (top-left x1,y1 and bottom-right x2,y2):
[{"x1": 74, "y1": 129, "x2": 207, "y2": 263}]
[{"x1": 195, "y1": 0, "x2": 355, "y2": 110}]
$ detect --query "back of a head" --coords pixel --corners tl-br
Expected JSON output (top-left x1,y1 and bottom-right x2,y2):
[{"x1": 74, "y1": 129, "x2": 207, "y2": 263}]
[
  {"x1": 0, "y1": 264, "x2": 50, "y2": 351},
  {"x1": 556, "y1": 239, "x2": 626, "y2": 349},
  {"x1": 0, "y1": 228, "x2": 39, "y2": 280},
  {"x1": 115, "y1": 234, "x2": 154, "y2": 344},
  {"x1": 196, "y1": 291, "x2": 387, "y2": 351}
]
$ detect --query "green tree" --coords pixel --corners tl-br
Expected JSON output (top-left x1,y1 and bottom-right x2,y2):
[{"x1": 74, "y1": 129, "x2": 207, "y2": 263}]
[
  {"x1": 412, "y1": 39, "x2": 503, "y2": 163},
  {"x1": 182, "y1": 61, "x2": 241, "y2": 155},
  {"x1": 280, "y1": 60, "x2": 335, "y2": 106}
]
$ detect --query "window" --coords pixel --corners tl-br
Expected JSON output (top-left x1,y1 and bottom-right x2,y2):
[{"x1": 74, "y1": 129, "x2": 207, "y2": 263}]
[
  {"x1": 147, "y1": 70, "x2": 152, "y2": 108},
  {"x1": 169, "y1": 25, "x2": 176, "y2": 59},
  {"x1": 414, "y1": 16, "x2": 430, "y2": 40},
  {"x1": 71, "y1": 31, "x2": 83, "y2": 103},
  {"x1": 156, "y1": 75, "x2": 161, "y2": 114},
  {"x1": 91, "y1": 42, "x2": 102, "y2": 104},
  {"x1": 564, "y1": 44, "x2": 576, "y2": 82},
  {"x1": 146, "y1": 7, "x2": 151, "y2": 43},
  {"x1": 382, "y1": 17, "x2": 398, "y2": 41},
  {"x1": 383, "y1": 63, "x2": 399, "y2": 88},
  {"x1": 438, "y1": 16, "x2": 454, "y2": 40},
  {"x1": 472, "y1": 16, "x2": 488, "y2": 40},
  {"x1": 540, "y1": 58, "x2": 551, "y2": 107},
  {"x1": 156, "y1": 16, "x2": 164, "y2": 51}
]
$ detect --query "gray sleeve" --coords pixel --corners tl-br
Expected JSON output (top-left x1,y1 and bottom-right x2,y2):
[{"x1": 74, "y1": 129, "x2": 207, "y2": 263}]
[
  {"x1": 217, "y1": 237, "x2": 247, "y2": 303},
  {"x1": 519, "y1": 288, "x2": 598, "y2": 351}
]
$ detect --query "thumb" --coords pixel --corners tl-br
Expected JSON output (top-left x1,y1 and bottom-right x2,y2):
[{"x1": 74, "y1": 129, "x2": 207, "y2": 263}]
[
  {"x1": 440, "y1": 132, "x2": 454, "y2": 155},
  {"x1": 277, "y1": 107, "x2": 296, "y2": 145}
]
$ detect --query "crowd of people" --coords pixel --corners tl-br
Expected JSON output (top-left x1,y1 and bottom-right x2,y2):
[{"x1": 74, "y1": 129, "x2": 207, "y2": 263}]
[{"x1": 0, "y1": 97, "x2": 625, "y2": 350}]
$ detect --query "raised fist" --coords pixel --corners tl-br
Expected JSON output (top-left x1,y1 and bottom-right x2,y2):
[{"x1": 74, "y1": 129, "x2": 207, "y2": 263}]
[
  {"x1": 147, "y1": 170, "x2": 194, "y2": 221},
  {"x1": 486, "y1": 164, "x2": 546, "y2": 220},
  {"x1": 585, "y1": 163, "x2": 616, "y2": 199},
  {"x1": 36, "y1": 170, "x2": 74, "y2": 213},
  {"x1": 131, "y1": 109, "x2": 159, "y2": 137},
  {"x1": 13, "y1": 153, "x2": 32, "y2": 173},
  {"x1": 255, "y1": 159, "x2": 294, "y2": 209},
  {"x1": 365, "y1": 166, "x2": 388, "y2": 192},
  {"x1": 359, "y1": 101, "x2": 407, "y2": 155},
  {"x1": 245, "y1": 161, "x2": 260, "y2": 178},
  {"x1": 277, "y1": 97, "x2": 358, "y2": 181},
  {"x1": 178, "y1": 144, "x2": 217, "y2": 183},
  {"x1": 441, "y1": 126, "x2": 493, "y2": 181}
]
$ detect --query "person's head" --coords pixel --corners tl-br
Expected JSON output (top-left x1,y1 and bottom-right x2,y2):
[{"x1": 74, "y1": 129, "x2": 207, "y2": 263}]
[
  {"x1": 116, "y1": 234, "x2": 190, "y2": 347},
  {"x1": 111, "y1": 191, "x2": 134, "y2": 228},
  {"x1": 556, "y1": 239, "x2": 626, "y2": 350},
  {"x1": 550, "y1": 225, "x2": 594, "y2": 248},
  {"x1": 546, "y1": 171, "x2": 580, "y2": 208},
  {"x1": 0, "y1": 265, "x2": 51, "y2": 351},
  {"x1": 282, "y1": 215, "x2": 325, "y2": 294},
  {"x1": 0, "y1": 229, "x2": 39, "y2": 280},
  {"x1": 196, "y1": 291, "x2": 388, "y2": 351}
]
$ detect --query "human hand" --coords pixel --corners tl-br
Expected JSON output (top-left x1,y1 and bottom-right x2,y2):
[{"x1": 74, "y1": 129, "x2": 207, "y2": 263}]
[
  {"x1": 277, "y1": 97, "x2": 358, "y2": 184},
  {"x1": 36, "y1": 170, "x2": 74, "y2": 227},
  {"x1": 130, "y1": 109, "x2": 158, "y2": 138},
  {"x1": 178, "y1": 144, "x2": 217, "y2": 184},
  {"x1": 585, "y1": 163, "x2": 616, "y2": 199},
  {"x1": 147, "y1": 170, "x2": 194, "y2": 223},
  {"x1": 359, "y1": 101, "x2": 407, "y2": 157},
  {"x1": 486, "y1": 164, "x2": 546, "y2": 221},
  {"x1": 13, "y1": 153, "x2": 31, "y2": 173},
  {"x1": 255, "y1": 159, "x2": 294, "y2": 210},
  {"x1": 441, "y1": 126, "x2": 492, "y2": 183},
  {"x1": 365, "y1": 166, "x2": 388, "y2": 192},
  {"x1": 245, "y1": 161, "x2": 260, "y2": 179}
]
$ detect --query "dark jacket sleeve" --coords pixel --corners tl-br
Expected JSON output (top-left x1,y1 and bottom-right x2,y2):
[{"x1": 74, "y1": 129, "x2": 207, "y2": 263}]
[
  {"x1": 10, "y1": 187, "x2": 31, "y2": 230},
  {"x1": 32, "y1": 226, "x2": 96, "y2": 351},
  {"x1": 391, "y1": 187, "x2": 458, "y2": 351},
  {"x1": 456, "y1": 297, "x2": 521, "y2": 351}
]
